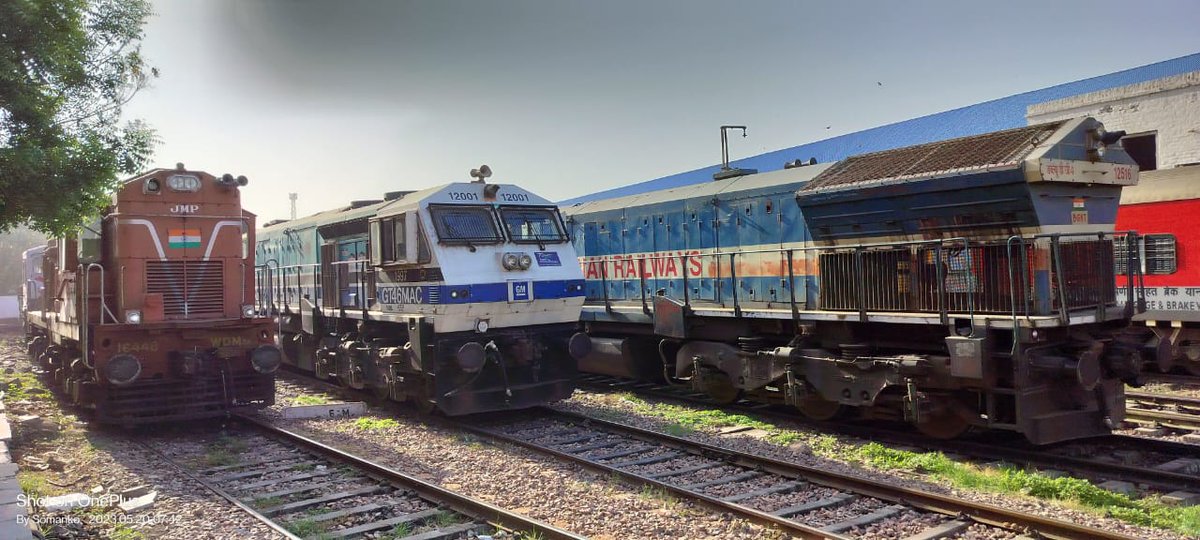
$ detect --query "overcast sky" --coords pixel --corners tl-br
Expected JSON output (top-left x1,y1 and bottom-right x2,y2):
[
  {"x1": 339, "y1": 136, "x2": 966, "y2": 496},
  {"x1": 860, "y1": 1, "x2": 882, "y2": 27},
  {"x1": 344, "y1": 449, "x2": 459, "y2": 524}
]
[{"x1": 122, "y1": 0, "x2": 1200, "y2": 222}]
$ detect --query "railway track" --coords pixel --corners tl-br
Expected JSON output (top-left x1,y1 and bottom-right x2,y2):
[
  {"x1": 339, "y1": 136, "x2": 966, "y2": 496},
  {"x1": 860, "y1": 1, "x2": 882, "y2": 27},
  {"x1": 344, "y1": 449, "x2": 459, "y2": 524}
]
[
  {"x1": 1125, "y1": 390, "x2": 1200, "y2": 430},
  {"x1": 141, "y1": 416, "x2": 583, "y2": 540},
  {"x1": 458, "y1": 408, "x2": 1139, "y2": 540},
  {"x1": 576, "y1": 374, "x2": 1200, "y2": 493}
]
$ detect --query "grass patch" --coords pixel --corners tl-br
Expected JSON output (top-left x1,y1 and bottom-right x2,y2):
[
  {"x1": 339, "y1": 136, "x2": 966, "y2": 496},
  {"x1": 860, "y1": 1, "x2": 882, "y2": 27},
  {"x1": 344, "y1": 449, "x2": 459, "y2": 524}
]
[
  {"x1": 353, "y1": 417, "x2": 400, "y2": 432},
  {"x1": 251, "y1": 496, "x2": 283, "y2": 508},
  {"x1": 639, "y1": 485, "x2": 679, "y2": 509},
  {"x1": 285, "y1": 518, "x2": 328, "y2": 538},
  {"x1": 2, "y1": 370, "x2": 43, "y2": 402},
  {"x1": 853, "y1": 442, "x2": 1200, "y2": 536},
  {"x1": 383, "y1": 522, "x2": 412, "y2": 538},
  {"x1": 290, "y1": 462, "x2": 317, "y2": 472},
  {"x1": 291, "y1": 394, "x2": 330, "y2": 406},
  {"x1": 619, "y1": 395, "x2": 1200, "y2": 536},
  {"x1": 18, "y1": 471, "x2": 50, "y2": 498},
  {"x1": 110, "y1": 523, "x2": 144, "y2": 540},
  {"x1": 204, "y1": 435, "x2": 249, "y2": 467},
  {"x1": 431, "y1": 510, "x2": 462, "y2": 528}
]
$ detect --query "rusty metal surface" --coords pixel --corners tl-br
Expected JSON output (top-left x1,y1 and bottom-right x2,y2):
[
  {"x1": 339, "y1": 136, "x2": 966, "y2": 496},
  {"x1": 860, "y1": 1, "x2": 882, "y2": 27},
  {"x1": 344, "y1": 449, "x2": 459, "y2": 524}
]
[{"x1": 801, "y1": 121, "x2": 1066, "y2": 192}]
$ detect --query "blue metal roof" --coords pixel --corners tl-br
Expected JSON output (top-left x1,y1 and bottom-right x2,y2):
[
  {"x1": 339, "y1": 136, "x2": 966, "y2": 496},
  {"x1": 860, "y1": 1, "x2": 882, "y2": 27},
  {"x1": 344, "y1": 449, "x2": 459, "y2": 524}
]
[{"x1": 562, "y1": 52, "x2": 1200, "y2": 206}]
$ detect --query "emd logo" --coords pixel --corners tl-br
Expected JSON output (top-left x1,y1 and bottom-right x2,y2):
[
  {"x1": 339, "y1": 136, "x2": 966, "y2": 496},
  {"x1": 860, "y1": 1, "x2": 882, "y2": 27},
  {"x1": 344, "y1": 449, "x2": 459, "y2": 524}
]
[
  {"x1": 170, "y1": 204, "x2": 201, "y2": 214},
  {"x1": 509, "y1": 281, "x2": 532, "y2": 302}
]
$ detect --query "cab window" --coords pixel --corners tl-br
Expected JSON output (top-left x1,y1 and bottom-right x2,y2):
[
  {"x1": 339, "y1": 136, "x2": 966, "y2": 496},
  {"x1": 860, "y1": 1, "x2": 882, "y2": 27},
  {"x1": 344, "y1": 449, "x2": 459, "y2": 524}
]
[
  {"x1": 499, "y1": 206, "x2": 567, "y2": 244},
  {"x1": 429, "y1": 205, "x2": 502, "y2": 244}
]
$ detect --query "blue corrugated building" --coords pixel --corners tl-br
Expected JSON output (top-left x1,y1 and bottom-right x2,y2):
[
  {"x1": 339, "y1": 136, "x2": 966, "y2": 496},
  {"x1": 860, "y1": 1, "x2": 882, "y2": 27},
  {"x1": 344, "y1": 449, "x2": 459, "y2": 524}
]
[{"x1": 562, "y1": 52, "x2": 1200, "y2": 206}]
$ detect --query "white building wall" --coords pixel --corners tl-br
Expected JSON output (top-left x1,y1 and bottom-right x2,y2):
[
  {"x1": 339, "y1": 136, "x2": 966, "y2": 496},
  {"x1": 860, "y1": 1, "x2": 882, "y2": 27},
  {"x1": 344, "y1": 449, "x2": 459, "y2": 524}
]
[{"x1": 1027, "y1": 71, "x2": 1200, "y2": 169}]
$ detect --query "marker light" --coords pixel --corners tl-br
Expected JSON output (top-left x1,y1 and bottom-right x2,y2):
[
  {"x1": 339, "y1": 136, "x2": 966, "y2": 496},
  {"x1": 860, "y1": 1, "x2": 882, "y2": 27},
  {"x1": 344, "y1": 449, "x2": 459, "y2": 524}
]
[
  {"x1": 241, "y1": 304, "x2": 256, "y2": 318},
  {"x1": 125, "y1": 310, "x2": 143, "y2": 324},
  {"x1": 502, "y1": 252, "x2": 522, "y2": 270},
  {"x1": 167, "y1": 174, "x2": 202, "y2": 192},
  {"x1": 518, "y1": 253, "x2": 533, "y2": 270},
  {"x1": 475, "y1": 319, "x2": 490, "y2": 333}
]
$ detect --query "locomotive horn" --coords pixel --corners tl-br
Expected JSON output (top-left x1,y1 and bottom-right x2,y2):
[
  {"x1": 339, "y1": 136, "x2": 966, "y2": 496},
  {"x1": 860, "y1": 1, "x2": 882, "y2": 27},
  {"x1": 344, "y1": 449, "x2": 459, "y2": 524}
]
[
  {"x1": 220, "y1": 173, "x2": 236, "y2": 185},
  {"x1": 237, "y1": 175, "x2": 249, "y2": 186},
  {"x1": 470, "y1": 165, "x2": 492, "y2": 183}
]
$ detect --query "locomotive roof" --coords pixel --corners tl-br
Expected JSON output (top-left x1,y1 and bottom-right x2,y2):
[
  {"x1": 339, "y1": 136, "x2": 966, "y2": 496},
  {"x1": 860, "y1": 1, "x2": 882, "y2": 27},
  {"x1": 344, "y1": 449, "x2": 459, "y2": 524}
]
[
  {"x1": 562, "y1": 162, "x2": 833, "y2": 216},
  {"x1": 799, "y1": 120, "x2": 1069, "y2": 193},
  {"x1": 259, "y1": 198, "x2": 396, "y2": 234},
  {"x1": 1120, "y1": 165, "x2": 1200, "y2": 205}
]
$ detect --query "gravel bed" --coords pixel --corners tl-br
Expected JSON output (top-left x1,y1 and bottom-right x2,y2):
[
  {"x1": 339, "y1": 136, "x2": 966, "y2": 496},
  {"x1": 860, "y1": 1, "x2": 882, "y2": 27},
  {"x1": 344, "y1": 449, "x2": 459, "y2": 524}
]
[
  {"x1": 623, "y1": 455, "x2": 712, "y2": 476},
  {"x1": 796, "y1": 496, "x2": 888, "y2": 527},
  {"x1": 556, "y1": 389, "x2": 1193, "y2": 540},
  {"x1": 696, "y1": 475, "x2": 778, "y2": 498},
  {"x1": 949, "y1": 522, "x2": 1025, "y2": 539},
  {"x1": 270, "y1": 373, "x2": 775, "y2": 539},
  {"x1": 853, "y1": 510, "x2": 947, "y2": 539},
  {"x1": 1140, "y1": 379, "x2": 1200, "y2": 398},
  {"x1": 742, "y1": 485, "x2": 843, "y2": 513},
  {"x1": 0, "y1": 336, "x2": 284, "y2": 540},
  {"x1": 668, "y1": 464, "x2": 744, "y2": 485}
]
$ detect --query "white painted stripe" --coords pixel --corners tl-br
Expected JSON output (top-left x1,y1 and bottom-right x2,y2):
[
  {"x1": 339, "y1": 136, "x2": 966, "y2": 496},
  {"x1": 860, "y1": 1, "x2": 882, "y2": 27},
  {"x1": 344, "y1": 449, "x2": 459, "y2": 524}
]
[
  {"x1": 123, "y1": 219, "x2": 166, "y2": 260},
  {"x1": 205, "y1": 220, "x2": 246, "y2": 260}
]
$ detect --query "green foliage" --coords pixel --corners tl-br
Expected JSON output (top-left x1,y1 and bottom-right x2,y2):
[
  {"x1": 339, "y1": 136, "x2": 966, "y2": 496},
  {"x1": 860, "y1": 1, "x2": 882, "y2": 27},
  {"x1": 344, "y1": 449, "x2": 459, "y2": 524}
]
[
  {"x1": 291, "y1": 394, "x2": 331, "y2": 406},
  {"x1": 353, "y1": 416, "x2": 399, "y2": 431},
  {"x1": 284, "y1": 518, "x2": 327, "y2": 538},
  {"x1": 0, "y1": 0, "x2": 158, "y2": 235}
]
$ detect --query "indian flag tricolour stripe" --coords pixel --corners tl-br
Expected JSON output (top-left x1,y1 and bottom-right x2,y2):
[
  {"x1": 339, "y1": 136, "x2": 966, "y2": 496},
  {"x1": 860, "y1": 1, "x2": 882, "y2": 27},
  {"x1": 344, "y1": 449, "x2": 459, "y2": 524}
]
[{"x1": 168, "y1": 228, "x2": 201, "y2": 248}]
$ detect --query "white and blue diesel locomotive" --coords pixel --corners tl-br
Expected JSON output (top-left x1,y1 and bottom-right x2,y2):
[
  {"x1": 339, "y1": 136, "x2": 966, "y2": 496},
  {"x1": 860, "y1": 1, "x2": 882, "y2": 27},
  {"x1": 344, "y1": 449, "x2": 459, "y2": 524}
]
[
  {"x1": 256, "y1": 169, "x2": 590, "y2": 414},
  {"x1": 564, "y1": 118, "x2": 1147, "y2": 444}
]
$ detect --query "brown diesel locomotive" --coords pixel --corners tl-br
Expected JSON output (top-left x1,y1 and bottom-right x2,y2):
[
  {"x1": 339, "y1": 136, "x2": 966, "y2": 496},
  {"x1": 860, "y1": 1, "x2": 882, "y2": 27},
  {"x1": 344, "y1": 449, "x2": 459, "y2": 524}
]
[{"x1": 23, "y1": 165, "x2": 281, "y2": 424}]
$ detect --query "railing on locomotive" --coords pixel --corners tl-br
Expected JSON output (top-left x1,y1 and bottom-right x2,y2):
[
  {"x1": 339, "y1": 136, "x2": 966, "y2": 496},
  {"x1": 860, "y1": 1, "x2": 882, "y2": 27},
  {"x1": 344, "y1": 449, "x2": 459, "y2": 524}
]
[
  {"x1": 586, "y1": 231, "x2": 1143, "y2": 326},
  {"x1": 256, "y1": 262, "x2": 321, "y2": 315}
]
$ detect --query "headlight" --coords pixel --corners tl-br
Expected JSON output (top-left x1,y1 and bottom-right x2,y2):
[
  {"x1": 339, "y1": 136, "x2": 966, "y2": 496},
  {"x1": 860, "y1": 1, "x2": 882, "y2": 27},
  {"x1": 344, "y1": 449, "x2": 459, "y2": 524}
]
[
  {"x1": 106, "y1": 354, "x2": 142, "y2": 386},
  {"x1": 125, "y1": 310, "x2": 142, "y2": 324},
  {"x1": 167, "y1": 174, "x2": 201, "y2": 192},
  {"x1": 250, "y1": 345, "x2": 282, "y2": 374},
  {"x1": 241, "y1": 304, "x2": 256, "y2": 318},
  {"x1": 502, "y1": 252, "x2": 521, "y2": 270},
  {"x1": 518, "y1": 253, "x2": 533, "y2": 270},
  {"x1": 456, "y1": 342, "x2": 486, "y2": 373}
]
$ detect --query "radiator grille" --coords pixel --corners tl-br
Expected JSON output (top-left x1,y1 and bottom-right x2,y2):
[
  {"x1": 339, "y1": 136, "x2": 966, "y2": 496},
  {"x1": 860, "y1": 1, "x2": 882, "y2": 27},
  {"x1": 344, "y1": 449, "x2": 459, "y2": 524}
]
[{"x1": 146, "y1": 260, "x2": 225, "y2": 318}]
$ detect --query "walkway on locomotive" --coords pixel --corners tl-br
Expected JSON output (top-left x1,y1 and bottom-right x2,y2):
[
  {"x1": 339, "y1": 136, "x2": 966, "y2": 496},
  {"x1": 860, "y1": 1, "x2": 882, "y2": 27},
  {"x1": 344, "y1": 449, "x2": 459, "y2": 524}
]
[
  {"x1": 564, "y1": 117, "x2": 1144, "y2": 329},
  {"x1": 256, "y1": 182, "x2": 586, "y2": 333}
]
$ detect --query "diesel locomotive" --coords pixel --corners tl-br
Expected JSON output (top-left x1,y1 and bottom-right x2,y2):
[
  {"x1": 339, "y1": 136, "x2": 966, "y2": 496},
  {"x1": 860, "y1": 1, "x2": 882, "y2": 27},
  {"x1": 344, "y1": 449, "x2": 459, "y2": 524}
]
[
  {"x1": 22, "y1": 165, "x2": 280, "y2": 424},
  {"x1": 254, "y1": 168, "x2": 590, "y2": 415},
  {"x1": 564, "y1": 117, "x2": 1146, "y2": 444}
]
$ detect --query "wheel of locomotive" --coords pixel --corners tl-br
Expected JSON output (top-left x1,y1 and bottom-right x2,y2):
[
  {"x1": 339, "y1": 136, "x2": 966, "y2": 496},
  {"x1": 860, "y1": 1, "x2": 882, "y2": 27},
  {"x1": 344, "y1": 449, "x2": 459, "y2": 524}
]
[
  {"x1": 915, "y1": 399, "x2": 972, "y2": 439},
  {"x1": 411, "y1": 380, "x2": 438, "y2": 414},
  {"x1": 698, "y1": 368, "x2": 741, "y2": 404},
  {"x1": 795, "y1": 394, "x2": 845, "y2": 421}
]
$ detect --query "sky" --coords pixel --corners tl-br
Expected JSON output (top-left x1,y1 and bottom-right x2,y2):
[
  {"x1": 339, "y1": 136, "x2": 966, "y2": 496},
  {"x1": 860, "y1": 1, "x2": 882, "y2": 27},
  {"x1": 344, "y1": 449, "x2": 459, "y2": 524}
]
[{"x1": 122, "y1": 0, "x2": 1200, "y2": 222}]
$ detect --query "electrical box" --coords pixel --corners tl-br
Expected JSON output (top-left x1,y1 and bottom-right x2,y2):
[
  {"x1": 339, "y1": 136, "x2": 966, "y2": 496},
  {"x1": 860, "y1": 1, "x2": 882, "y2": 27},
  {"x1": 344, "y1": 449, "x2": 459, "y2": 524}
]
[{"x1": 946, "y1": 335, "x2": 987, "y2": 379}]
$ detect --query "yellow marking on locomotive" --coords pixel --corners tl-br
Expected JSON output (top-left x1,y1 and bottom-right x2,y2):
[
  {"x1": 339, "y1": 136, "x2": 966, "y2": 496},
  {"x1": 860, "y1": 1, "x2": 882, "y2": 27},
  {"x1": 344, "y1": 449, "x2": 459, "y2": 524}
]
[
  {"x1": 116, "y1": 341, "x2": 158, "y2": 353},
  {"x1": 210, "y1": 336, "x2": 253, "y2": 348}
]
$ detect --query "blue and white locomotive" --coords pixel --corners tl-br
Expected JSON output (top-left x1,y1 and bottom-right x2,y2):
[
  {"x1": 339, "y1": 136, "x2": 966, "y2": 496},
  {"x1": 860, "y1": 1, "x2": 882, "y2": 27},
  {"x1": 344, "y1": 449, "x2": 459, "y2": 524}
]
[
  {"x1": 255, "y1": 168, "x2": 590, "y2": 414},
  {"x1": 564, "y1": 118, "x2": 1147, "y2": 444}
]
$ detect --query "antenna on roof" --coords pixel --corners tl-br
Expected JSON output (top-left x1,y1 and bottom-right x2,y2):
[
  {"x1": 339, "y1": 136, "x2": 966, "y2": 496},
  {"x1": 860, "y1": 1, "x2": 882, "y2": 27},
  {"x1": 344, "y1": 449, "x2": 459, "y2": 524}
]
[
  {"x1": 714, "y1": 126, "x2": 758, "y2": 181},
  {"x1": 289, "y1": 193, "x2": 297, "y2": 220}
]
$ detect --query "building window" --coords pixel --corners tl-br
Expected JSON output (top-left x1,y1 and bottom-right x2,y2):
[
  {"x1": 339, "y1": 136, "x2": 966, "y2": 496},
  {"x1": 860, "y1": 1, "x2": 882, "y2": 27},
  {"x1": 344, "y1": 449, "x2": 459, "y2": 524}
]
[{"x1": 1122, "y1": 132, "x2": 1156, "y2": 171}]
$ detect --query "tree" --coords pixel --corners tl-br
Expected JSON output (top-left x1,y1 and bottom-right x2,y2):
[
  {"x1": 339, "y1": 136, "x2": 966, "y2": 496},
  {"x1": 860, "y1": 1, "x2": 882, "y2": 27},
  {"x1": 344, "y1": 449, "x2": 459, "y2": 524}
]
[{"x1": 0, "y1": 0, "x2": 157, "y2": 236}]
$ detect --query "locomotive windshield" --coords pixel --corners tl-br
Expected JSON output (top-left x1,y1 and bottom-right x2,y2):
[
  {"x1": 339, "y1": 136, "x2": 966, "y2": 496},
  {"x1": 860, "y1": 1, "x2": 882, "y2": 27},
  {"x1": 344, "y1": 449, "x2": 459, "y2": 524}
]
[
  {"x1": 499, "y1": 206, "x2": 567, "y2": 244},
  {"x1": 429, "y1": 204, "x2": 503, "y2": 244}
]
